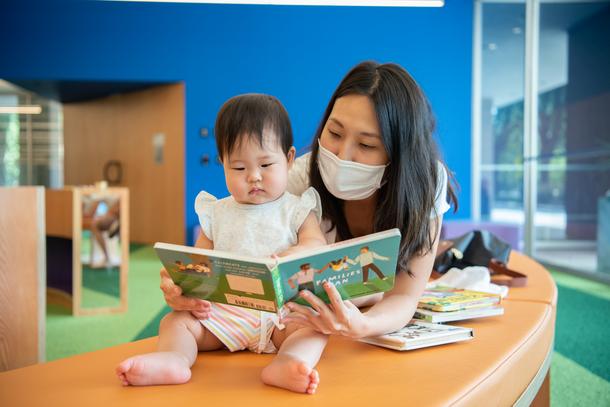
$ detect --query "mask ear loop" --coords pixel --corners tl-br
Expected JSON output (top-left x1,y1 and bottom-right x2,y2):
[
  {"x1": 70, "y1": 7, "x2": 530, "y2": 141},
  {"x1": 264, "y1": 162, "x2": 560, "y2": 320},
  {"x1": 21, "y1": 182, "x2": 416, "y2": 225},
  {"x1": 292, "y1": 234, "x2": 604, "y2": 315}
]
[{"x1": 379, "y1": 162, "x2": 391, "y2": 188}]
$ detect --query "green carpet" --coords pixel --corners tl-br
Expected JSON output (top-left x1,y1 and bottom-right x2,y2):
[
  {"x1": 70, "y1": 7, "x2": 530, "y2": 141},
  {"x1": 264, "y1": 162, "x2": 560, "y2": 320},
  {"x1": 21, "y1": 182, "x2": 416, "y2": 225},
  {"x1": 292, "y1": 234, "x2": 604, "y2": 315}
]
[
  {"x1": 46, "y1": 247, "x2": 610, "y2": 404},
  {"x1": 554, "y1": 285, "x2": 610, "y2": 381},
  {"x1": 46, "y1": 245, "x2": 168, "y2": 360},
  {"x1": 81, "y1": 266, "x2": 121, "y2": 308},
  {"x1": 549, "y1": 271, "x2": 610, "y2": 406}
]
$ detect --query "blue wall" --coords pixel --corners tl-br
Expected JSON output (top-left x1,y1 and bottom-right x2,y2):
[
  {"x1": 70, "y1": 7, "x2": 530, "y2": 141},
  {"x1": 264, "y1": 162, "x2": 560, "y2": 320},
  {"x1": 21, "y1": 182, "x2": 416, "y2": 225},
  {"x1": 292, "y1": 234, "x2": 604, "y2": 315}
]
[{"x1": 1, "y1": 0, "x2": 473, "y2": 243}]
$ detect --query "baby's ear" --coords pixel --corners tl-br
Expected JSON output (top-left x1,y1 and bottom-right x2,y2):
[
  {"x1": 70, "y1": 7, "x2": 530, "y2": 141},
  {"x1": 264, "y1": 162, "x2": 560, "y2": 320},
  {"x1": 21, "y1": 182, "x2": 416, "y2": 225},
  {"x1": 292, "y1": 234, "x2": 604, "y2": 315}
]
[{"x1": 287, "y1": 146, "x2": 296, "y2": 168}]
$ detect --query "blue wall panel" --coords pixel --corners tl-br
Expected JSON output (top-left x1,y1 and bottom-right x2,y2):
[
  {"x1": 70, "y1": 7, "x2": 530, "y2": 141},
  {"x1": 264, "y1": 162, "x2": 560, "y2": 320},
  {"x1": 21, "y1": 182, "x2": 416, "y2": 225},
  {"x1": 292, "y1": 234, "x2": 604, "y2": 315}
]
[{"x1": 1, "y1": 0, "x2": 473, "y2": 243}]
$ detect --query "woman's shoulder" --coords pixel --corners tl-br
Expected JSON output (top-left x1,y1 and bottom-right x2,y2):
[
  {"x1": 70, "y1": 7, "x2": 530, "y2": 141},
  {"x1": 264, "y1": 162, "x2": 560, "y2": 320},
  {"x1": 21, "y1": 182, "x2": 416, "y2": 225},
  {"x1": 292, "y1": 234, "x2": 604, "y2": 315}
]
[
  {"x1": 287, "y1": 152, "x2": 312, "y2": 196},
  {"x1": 432, "y1": 161, "x2": 451, "y2": 218}
]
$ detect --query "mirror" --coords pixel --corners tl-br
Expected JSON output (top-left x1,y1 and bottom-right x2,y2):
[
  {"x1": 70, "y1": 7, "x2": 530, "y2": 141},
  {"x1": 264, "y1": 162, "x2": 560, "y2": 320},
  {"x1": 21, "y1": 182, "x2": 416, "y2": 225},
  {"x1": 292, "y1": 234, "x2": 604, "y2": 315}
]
[{"x1": 76, "y1": 187, "x2": 128, "y2": 314}]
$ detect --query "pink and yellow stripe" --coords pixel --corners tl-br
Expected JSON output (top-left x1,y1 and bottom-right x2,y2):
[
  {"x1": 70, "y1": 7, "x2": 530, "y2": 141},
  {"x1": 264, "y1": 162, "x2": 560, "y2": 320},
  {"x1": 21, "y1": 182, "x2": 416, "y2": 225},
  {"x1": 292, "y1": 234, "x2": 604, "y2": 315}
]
[{"x1": 201, "y1": 303, "x2": 266, "y2": 352}]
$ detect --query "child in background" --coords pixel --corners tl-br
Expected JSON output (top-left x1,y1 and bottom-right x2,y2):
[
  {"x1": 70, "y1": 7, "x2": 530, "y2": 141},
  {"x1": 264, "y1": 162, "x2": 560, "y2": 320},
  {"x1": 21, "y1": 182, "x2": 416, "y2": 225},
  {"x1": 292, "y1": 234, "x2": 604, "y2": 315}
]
[{"x1": 116, "y1": 94, "x2": 328, "y2": 394}]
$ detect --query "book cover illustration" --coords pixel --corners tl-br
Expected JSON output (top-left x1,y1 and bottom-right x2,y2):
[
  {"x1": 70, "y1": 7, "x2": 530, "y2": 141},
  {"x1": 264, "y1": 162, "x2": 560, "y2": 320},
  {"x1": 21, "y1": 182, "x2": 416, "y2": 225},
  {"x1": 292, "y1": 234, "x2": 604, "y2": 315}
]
[
  {"x1": 276, "y1": 229, "x2": 400, "y2": 306},
  {"x1": 359, "y1": 320, "x2": 474, "y2": 351},
  {"x1": 154, "y1": 228, "x2": 401, "y2": 314},
  {"x1": 418, "y1": 286, "x2": 502, "y2": 312}
]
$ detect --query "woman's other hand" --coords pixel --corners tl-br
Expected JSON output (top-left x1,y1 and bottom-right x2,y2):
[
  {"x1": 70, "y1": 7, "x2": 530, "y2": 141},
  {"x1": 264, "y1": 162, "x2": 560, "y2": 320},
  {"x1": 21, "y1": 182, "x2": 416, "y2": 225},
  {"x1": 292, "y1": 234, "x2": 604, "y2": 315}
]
[
  {"x1": 281, "y1": 282, "x2": 369, "y2": 339},
  {"x1": 160, "y1": 268, "x2": 211, "y2": 319}
]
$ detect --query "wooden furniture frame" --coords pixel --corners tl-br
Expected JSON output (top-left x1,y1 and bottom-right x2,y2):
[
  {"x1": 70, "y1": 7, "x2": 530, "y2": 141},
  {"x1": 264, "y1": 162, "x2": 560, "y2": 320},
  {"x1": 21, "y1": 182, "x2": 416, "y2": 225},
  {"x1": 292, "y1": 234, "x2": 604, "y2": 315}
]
[
  {"x1": 0, "y1": 187, "x2": 46, "y2": 371},
  {"x1": 46, "y1": 186, "x2": 129, "y2": 316}
]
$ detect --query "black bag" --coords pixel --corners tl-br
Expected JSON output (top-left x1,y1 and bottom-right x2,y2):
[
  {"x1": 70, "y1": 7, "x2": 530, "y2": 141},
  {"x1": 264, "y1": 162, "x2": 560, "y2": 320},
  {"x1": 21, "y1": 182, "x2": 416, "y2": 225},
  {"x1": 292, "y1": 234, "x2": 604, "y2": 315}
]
[{"x1": 434, "y1": 230, "x2": 527, "y2": 287}]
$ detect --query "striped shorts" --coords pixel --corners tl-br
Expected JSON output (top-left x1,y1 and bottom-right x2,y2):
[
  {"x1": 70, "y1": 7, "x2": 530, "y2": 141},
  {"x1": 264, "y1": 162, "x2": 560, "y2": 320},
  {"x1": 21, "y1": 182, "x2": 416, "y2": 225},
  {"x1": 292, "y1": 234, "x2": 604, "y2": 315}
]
[{"x1": 200, "y1": 303, "x2": 280, "y2": 353}]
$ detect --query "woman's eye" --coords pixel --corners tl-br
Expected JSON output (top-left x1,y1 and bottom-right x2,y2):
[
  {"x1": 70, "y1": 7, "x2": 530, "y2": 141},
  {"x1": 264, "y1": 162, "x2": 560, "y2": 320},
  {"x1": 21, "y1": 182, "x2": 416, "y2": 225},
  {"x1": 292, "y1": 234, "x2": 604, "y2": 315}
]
[
  {"x1": 329, "y1": 131, "x2": 342, "y2": 139},
  {"x1": 360, "y1": 143, "x2": 375, "y2": 150}
]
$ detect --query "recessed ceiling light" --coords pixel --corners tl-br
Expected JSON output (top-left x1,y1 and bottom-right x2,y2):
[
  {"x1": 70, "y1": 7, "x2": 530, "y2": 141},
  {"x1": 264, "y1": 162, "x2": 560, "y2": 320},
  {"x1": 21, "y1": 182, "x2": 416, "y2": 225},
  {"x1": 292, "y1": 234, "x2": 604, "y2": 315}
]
[
  {"x1": 108, "y1": 0, "x2": 444, "y2": 7},
  {"x1": 0, "y1": 105, "x2": 43, "y2": 114}
]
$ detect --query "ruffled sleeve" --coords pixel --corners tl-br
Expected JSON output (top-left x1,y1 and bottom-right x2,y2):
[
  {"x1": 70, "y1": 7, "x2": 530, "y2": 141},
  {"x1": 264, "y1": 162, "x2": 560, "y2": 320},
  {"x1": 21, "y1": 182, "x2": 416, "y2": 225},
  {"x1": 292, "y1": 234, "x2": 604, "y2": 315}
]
[
  {"x1": 291, "y1": 186, "x2": 322, "y2": 232},
  {"x1": 194, "y1": 190, "x2": 217, "y2": 240}
]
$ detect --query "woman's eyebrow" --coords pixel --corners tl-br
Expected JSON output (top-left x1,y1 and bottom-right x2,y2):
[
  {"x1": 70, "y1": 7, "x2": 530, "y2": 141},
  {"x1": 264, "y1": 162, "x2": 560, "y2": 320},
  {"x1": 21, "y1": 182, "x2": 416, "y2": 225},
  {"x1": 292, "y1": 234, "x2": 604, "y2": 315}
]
[
  {"x1": 329, "y1": 117, "x2": 380, "y2": 138},
  {"x1": 328, "y1": 117, "x2": 344, "y2": 128}
]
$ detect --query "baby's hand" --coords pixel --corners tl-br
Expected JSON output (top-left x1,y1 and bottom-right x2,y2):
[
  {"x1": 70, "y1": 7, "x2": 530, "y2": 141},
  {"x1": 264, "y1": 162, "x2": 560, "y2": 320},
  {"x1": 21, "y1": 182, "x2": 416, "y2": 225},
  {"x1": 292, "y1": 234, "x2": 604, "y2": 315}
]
[{"x1": 160, "y1": 268, "x2": 212, "y2": 319}]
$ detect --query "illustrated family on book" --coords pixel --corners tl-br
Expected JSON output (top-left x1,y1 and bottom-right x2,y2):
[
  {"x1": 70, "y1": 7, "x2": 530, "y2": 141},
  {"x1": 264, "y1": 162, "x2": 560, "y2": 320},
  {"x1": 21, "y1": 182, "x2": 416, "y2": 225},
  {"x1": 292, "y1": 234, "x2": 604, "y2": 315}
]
[{"x1": 155, "y1": 228, "x2": 401, "y2": 315}]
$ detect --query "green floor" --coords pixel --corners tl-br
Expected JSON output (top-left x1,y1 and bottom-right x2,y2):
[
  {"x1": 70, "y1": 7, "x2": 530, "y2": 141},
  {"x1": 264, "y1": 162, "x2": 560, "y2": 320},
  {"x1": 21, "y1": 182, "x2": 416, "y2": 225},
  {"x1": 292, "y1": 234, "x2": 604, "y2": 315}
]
[
  {"x1": 548, "y1": 271, "x2": 610, "y2": 405},
  {"x1": 46, "y1": 247, "x2": 610, "y2": 404},
  {"x1": 46, "y1": 245, "x2": 168, "y2": 360}
]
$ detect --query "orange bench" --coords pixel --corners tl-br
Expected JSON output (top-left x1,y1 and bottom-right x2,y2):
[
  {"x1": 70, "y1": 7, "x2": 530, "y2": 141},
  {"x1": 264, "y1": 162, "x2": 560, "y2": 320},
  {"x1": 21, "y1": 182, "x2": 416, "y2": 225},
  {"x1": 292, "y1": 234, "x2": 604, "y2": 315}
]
[{"x1": 0, "y1": 252, "x2": 555, "y2": 406}]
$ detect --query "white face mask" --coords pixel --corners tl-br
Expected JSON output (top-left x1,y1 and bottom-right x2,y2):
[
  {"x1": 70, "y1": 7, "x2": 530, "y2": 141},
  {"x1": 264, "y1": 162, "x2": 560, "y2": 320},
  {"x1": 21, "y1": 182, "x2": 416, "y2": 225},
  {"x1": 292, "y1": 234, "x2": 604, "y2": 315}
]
[{"x1": 317, "y1": 140, "x2": 388, "y2": 200}]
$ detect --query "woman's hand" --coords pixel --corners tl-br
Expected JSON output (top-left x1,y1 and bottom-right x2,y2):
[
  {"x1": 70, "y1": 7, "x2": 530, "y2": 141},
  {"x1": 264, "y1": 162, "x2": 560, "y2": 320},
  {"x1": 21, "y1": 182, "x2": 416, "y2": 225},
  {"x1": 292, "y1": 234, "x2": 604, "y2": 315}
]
[
  {"x1": 281, "y1": 282, "x2": 369, "y2": 339},
  {"x1": 160, "y1": 268, "x2": 211, "y2": 319}
]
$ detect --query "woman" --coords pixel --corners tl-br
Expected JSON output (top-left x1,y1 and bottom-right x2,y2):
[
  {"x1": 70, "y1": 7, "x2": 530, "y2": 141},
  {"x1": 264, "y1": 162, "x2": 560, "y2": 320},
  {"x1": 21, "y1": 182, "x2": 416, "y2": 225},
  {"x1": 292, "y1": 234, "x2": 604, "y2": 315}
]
[{"x1": 160, "y1": 60, "x2": 457, "y2": 339}]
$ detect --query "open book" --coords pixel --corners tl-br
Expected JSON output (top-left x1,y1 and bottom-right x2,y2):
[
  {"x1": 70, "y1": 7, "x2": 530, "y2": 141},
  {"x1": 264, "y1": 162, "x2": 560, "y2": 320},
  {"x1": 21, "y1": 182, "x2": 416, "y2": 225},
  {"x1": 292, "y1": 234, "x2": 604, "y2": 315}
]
[
  {"x1": 154, "y1": 229, "x2": 400, "y2": 316},
  {"x1": 359, "y1": 321, "x2": 474, "y2": 351}
]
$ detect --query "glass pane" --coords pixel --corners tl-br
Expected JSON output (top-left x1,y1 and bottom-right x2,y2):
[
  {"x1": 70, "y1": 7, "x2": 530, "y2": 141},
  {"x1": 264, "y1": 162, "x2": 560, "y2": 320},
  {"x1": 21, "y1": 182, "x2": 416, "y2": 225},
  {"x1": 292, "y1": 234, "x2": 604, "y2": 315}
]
[
  {"x1": 0, "y1": 80, "x2": 63, "y2": 188},
  {"x1": 534, "y1": 2, "x2": 610, "y2": 278},
  {"x1": 480, "y1": 1, "x2": 526, "y2": 248}
]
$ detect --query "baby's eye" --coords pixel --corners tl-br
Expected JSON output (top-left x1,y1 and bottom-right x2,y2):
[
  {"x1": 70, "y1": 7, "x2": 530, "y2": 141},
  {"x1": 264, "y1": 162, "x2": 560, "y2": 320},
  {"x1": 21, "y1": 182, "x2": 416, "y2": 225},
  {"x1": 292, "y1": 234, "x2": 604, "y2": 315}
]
[
  {"x1": 231, "y1": 167, "x2": 245, "y2": 171},
  {"x1": 261, "y1": 163, "x2": 275, "y2": 168}
]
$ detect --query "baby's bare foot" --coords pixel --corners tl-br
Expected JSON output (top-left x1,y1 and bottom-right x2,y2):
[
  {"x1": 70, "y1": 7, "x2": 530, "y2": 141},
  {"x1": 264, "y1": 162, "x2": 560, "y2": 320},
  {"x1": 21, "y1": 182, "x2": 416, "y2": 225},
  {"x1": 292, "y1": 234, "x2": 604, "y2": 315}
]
[
  {"x1": 116, "y1": 351, "x2": 191, "y2": 386},
  {"x1": 261, "y1": 355, "x2": 320, "y2": 394}
]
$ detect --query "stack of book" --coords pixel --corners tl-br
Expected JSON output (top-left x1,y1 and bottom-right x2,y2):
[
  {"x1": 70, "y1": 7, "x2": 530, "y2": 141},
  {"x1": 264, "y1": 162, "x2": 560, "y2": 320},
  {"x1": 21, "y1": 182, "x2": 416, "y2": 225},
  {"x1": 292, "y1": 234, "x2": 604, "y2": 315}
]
[
  {"x1": 358, "y1": 287, "x2": 503, "y2": 351},
  {"x1": 414, "y1": 286, "x2": 504, "y2": 323}
]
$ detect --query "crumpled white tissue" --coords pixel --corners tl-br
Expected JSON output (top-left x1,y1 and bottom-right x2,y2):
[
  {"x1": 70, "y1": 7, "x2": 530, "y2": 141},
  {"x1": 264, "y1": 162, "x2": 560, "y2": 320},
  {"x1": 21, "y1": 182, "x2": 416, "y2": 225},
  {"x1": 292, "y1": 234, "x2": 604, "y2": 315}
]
[{"x1": 427, "y1": 266, "x2": 509, "y2": 298}]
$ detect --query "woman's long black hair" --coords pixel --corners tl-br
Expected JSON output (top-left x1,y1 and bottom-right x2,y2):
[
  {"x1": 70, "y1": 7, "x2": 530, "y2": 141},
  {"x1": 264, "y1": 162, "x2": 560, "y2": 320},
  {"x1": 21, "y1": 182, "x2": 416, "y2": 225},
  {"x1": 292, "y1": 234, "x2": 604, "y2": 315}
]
[{"x1": 309, "y1": 61, "x2": 458, "y2": 275}]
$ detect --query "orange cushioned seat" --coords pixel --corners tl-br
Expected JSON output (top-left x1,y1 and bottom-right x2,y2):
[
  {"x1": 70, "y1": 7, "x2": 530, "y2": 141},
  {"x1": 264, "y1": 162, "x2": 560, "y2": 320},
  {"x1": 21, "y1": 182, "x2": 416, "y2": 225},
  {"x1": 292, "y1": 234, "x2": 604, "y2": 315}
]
[{"x1": 0, "y1": 254, "x2": 555, "y2": 407}]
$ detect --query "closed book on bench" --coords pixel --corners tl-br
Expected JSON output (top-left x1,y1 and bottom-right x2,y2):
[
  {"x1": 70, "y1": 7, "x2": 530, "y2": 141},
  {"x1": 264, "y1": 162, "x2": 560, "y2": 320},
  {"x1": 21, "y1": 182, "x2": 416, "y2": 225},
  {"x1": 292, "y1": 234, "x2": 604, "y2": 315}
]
[
  {"x1": 359, "y1": 321, "x2": 474, "y2": 351},
  {"x1": 418, "y1": 286, "x2": 502, "y2": 312},
  {"x1": 414, "y1": 305, "x2": 504, "y2": 323}
]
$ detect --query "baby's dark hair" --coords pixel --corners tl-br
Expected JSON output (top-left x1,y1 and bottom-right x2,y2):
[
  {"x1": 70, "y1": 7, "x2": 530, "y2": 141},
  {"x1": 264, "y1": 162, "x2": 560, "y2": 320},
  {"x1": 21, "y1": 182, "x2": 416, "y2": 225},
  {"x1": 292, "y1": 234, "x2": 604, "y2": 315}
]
[{"x1": 215, "y1": 93, "x2": 293, "y2": 161}]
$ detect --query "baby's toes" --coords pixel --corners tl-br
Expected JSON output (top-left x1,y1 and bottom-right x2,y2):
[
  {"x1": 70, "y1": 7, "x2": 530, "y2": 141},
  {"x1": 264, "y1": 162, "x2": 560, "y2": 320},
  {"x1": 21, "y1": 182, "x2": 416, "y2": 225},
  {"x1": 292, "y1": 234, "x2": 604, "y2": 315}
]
[
  {"x1": 306, "y1": 381, "x2": 318, "y2": 394},
  {"x1": 307, "y1": 369, "x2": 320, "y2": 394},
  {"x1": 309, "y1": 369, "x2": 320, "y2": 385},
  {"x1": 117, "y1": 372, "x2": 129, "y2": 386}
]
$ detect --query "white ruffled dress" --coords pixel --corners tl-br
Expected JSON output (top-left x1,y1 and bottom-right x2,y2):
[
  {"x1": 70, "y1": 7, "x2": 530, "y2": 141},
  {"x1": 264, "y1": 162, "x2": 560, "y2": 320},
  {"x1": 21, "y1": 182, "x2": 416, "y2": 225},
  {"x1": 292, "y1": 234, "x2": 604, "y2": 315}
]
[{"x1": 194, "y1": 187, "x2": 321, "y2": 353}]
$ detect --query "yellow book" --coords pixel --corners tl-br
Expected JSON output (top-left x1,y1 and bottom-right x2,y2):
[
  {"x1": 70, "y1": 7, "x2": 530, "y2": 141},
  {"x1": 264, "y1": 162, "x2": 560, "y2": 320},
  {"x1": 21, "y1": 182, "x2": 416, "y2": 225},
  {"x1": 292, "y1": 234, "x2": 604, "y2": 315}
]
[{"x1": 418, "y1": 286, "x2": 502, "y2": 312}]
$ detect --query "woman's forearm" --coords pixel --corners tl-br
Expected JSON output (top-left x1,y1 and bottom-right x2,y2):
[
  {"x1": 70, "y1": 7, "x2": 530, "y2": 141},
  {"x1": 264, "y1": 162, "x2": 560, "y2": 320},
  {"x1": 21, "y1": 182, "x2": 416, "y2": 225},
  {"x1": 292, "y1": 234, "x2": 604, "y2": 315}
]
[
  {"x1": 361, "y1": 293, "x2": 418, "y2": 337},
  {"x1": 359, "y1": 229, "x2": 439, "y2": 337}
]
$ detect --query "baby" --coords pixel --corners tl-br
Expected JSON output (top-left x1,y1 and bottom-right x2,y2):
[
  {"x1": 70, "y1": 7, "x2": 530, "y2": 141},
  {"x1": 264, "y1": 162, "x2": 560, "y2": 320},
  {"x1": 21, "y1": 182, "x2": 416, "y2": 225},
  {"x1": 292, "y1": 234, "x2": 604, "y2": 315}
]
[{"x1": 116, "y1": 93, "x2": 328, "y2": 394}]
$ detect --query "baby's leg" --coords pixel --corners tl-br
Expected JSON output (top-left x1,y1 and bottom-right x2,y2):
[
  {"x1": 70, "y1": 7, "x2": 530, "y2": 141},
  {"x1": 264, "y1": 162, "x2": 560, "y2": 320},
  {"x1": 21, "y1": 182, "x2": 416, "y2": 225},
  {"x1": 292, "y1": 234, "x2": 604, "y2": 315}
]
[
  {"x1": 116, "y1": 311, "x2": 223, "y2": 386},
  {"x1": 261, "y1": 326, "x2": 328, "y2": 394}
]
